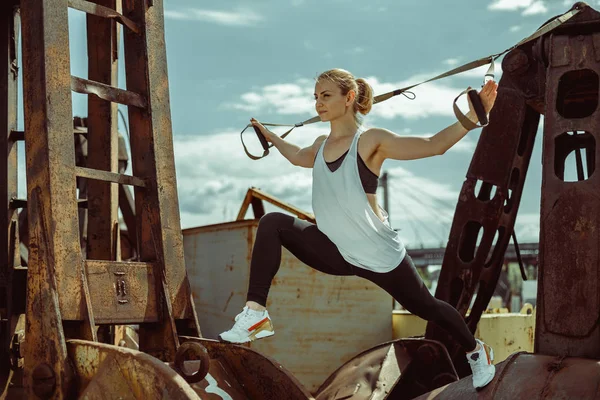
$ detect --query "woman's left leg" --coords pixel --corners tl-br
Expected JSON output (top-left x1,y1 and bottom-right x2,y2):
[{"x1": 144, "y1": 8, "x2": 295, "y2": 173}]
[{"x1": 355, "y1": 254, "x2": 476, "y2": 351}]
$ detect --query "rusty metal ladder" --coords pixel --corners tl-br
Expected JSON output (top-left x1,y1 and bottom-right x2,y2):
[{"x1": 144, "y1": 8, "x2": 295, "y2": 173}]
[{"x1": 11, "y1": 0, "x2": 200, "y2": 397}]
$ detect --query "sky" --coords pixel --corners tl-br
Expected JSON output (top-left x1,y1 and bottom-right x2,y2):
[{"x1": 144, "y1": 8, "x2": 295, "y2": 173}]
[{"x1": 16, "y1": 0, "x2": 595, "y2": 249}]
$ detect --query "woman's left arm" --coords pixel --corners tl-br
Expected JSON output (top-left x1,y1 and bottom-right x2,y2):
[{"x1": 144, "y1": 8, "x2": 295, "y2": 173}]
[{"x1": 374, "y1": 80, "x2": 498, "y2": 161}]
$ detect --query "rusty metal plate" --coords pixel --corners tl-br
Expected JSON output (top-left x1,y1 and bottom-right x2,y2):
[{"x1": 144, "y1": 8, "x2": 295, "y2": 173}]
[
  {"x1": 188, "y1": 359, "x2": 249, "y2": 399},
  {"x1": 182, "y1": 337, "x2": 314, "y2": 400},
  {"x1": 67, "y1": 339, "x2": 199, "y2": 399},
  {"x1": 86, "y1": 261, "x2": 159, "y2": 324}
]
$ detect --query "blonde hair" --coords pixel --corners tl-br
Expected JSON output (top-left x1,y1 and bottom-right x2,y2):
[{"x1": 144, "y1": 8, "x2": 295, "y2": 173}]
[{"x1": 317, "y1": 69, "x2": 374, "y2": 120}]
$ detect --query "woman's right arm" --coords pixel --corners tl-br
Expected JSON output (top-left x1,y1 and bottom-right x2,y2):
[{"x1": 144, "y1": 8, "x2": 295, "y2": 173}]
[{"x1": 251, "y1": 118, "x2": 327, "y2": 168}]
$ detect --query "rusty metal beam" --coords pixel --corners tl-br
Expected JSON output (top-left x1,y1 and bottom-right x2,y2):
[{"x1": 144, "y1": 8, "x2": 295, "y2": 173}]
[
  {"x1": 0, "y1": 3, "x2": 21, "y2": 396},
  {"x1": 68, "y1": 0, "x2": 141, "y2": 34},
  {"x1": 122, "y1": 0, "x2": 200, "y2": 359},
  {"x1": 76, "y1": 166, "x2": 146, "y2": 187},
  {"x1": 236, "y1": 187, "x2": 316, "y2": 223},
  {"x1": 20, "y1": 0, "x2": 96, "y2": 396},
  {"x1": 85, "y1": 0, "x2": 120, "y2": 263},
  {"x1": 71, "y1": 76, "x2": 146, "y2": 108},
  {"x1": 425, "y1": 83, "x2": 540, "y2": 377}
]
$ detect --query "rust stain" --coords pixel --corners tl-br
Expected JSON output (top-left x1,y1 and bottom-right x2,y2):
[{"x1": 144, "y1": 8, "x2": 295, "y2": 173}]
[{"x1": 223, "y1": 291, "x2": 234, "y2": 313}]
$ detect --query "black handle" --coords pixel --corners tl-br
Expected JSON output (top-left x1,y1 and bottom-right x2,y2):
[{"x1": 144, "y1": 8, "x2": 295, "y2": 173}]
[
  {"x1": 253, "y1": 125, "x2": 270, "y2": 151},
  {"x1": 467, "y1": 89, "x2": 488, "y2": 126}
]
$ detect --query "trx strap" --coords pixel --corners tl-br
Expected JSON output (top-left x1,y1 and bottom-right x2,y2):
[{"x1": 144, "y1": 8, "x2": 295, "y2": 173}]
[{"x1": 241, "y1": 5, "x2": 582, "y2": 160}]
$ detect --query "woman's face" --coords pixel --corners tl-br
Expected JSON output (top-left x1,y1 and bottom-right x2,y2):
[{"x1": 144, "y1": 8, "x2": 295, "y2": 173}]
[{"x1": 314, "y1": 79, "x2": 354, "y2": 122}]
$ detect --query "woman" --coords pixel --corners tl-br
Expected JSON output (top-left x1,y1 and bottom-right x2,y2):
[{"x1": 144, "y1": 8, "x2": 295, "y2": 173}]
[{"x1": 220, "y1": 69, "x2": 498, "y2": 389}]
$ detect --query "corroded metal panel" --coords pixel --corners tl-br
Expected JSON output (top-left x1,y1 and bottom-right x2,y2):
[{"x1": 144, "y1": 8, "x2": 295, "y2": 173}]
[
  {"x1": 183, "y1": 219, "x2": 393, "y2": 393},
  {"x1": 85, "y1": 261, "x2": 159, "y2": 324},
  {"x1": 67, "y1": 340, "x2": 200, "y2": 399},
  {"x1": 537, "y1": 29, "x2": 600, "y2": 358},
  {"x1": 414, "y1": 353, "x2": 600, "y2": 399},
  {"x1": 184, "y1": 337, "x2": 314, "y2": 400}
]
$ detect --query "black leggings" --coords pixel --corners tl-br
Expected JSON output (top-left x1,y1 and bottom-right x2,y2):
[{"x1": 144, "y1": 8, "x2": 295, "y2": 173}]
[{"x1": 247, "y1": 212, "x2": 477, "y2": 351}]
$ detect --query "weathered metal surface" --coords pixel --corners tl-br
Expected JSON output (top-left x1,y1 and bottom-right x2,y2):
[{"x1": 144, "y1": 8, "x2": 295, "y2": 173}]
[
  {"x1": 23, "y1": 188, "x2": 75, "y2": 398},
  {"x1": 0, "y1": 3, "x2": 20, "y2": 397},
  {"x1": 181, "y1": 337, "x2": 314, "y2": 400},
  {"x1": 19, "y1": 0, "x2": 99, "y2": 395},
  {"x1": 85, "y1": 0, "x2": 120, "y2": 263},
  {"x1": 76, "y1": 166, "x2": 147, "y2": 187},
  {"x1": 183, "y1": 219, "x2": 392, "y2": 393},
  {"x1": 122, "y1": 1, "x2": 200, "y2": 359},
  {"x1": 414, "y1": 353, "x2": 600, "y2": 399},
  {"x1": 426, "y1": 83, "x2": 541, "y2": 377},
  {"x1": 85, "y1": 260, "x2": 159, "y2": 324},
  {"x1": 187, "y1": 358, "x2": 250, "y2": 399},
  {"x1": 71, "y1": 76, "x2": 147, "y2": 108},
  {"x1": 68, "y1": 0, "x2": 141, "y2": 34},
  {"x1": 536, "y1": 4, "x2": 600, "y2": 358},
  {"x1": 173, "y1": 341, "x2": 210, "y2": 383},
  {"x1": 316, "y1": 339, "x2": 457, "y2": 400},
  {"x1": 67, "y1": 339, "x2": 200, "y2": 399}
]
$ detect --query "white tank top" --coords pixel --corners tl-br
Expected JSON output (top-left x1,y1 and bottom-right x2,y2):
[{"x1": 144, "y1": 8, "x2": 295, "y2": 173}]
[{"x1": 312, "y1": 127, "x2": 406, "y2": 273}]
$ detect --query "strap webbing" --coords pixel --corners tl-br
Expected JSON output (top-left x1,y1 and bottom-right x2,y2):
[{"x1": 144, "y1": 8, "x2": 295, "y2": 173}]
[{"x1": 242, "y1": 6, "x2": 582, "y2": 159}]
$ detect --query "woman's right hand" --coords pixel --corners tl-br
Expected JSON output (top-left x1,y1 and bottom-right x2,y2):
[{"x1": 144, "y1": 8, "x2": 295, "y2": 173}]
[{"x1": 250, "y1": 118, "x2": 276, "y2": 143}]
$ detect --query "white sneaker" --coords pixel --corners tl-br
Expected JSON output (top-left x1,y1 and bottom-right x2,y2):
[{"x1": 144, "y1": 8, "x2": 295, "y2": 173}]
[
  {"x1": 467, "y1": 339, "x2": 495, "y2": 389},
  {"x1": 218, "y1": 306, "x2": 274, "y2": 344}
]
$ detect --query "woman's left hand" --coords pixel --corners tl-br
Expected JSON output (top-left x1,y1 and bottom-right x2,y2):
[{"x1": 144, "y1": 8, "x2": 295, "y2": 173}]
[{"x1": 468, "y1": 80, "x2": 498, "y2": 116}]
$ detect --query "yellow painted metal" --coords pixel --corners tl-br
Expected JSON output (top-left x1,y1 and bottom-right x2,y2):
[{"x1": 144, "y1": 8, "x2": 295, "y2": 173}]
[{"x1": 392, "y1": 305, "x2": 536, "y2": 364}]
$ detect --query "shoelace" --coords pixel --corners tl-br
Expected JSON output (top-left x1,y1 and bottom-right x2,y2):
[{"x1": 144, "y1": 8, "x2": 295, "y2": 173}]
[{"x1": 233, "y1": 307, "x2": 261, "y2": 332}]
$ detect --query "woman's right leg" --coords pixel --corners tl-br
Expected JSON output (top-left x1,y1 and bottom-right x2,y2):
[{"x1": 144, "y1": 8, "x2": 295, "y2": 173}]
[{"x1": 246, "y1": 212, "x2": 354, "y2": 307}]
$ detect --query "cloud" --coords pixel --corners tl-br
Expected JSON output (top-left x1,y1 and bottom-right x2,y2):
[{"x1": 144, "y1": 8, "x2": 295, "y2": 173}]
[
  {"x1": 510, "y1": 25, "x2": 522, "y2": 32},
  {"x1": 522, "y1": 1, "x2": 548, "y2": 15},
  {"x1": 173, "y1": 126, "x2": 327, "y2": 227},
  {"x1": 444, "y1": 58, "x2": 461, "y2": 66},
  {"x1": 488, "y1": 0, "x2": 548, "y2": 15},
  {"x1": 514, "y1": 212, "x2": 541, "y2": 242},
  {"x1": 164, "y1": 8, "x2": 264, "y2": 26},
  {"x1": 226, "y1": 81, "x2": 315, "y2": 115}
]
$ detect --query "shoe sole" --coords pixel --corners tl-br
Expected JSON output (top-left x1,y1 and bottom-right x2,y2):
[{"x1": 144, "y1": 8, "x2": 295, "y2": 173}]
[{"x1": 219, "y1": 330, "x2": 274, "y2": 344}]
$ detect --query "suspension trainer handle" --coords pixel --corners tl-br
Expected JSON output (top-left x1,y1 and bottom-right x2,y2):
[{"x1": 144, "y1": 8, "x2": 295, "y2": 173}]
[
  {"x1": 253, "y1": 125, "x2": 270, "y2": 151},
  {"x1": 468, "y1": 89, "x2": 488, "y2": 126}
]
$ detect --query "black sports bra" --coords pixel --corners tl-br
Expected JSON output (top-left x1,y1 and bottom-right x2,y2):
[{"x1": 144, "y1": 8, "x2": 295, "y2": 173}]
[{"x1": 325, "y1": 150, "x2": 379, "y2": 194}]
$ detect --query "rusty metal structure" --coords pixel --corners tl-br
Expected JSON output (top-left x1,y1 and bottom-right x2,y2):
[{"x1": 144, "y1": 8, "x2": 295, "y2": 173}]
[
  {"x1": 422, "y1": 1, "x2": 600, "y2": 397},
  {"x1": 1, "y1": 0, "x2": 600, "y2": 399}
]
